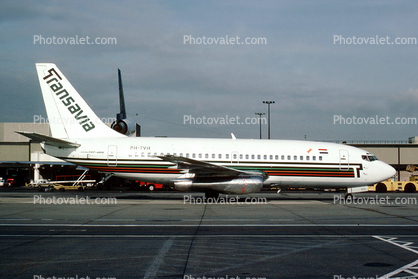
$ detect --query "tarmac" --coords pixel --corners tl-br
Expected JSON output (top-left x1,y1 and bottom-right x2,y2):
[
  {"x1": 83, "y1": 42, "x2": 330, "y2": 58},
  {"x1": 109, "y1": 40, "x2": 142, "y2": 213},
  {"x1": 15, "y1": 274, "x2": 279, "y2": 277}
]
[{"x1": 1, "y1": 188, "x2": 418, "y2": 279}]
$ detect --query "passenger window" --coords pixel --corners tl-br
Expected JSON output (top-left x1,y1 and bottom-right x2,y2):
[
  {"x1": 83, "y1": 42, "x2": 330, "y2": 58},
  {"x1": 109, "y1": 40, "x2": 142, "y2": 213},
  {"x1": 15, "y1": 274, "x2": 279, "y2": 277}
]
[
  {"x1": 257, "y1": 155, "x2": 261, "y2": 160},
  {"x1": 264, "y1": 155, "x2": 267, "y2": 160},
  {"x1": 199, "y1": 153, "x2": 202, "y2": 158},
  {"x1": 186, "y1": 153, "x2": 189, "y2": 158},
  {"x1": 205, "y1": 153, "x2": 209, "y2": 159},
  {"x1": 212, "y1": 154, "x2": 215, "y2": 159},
  {"x1": 282, "y1": 155, "x2": 285, "y2": 160},
  {"x1": 287, "y1": 155, "x2": 291, "y2": 160},
  {"x1": 251, "y1": 155, "x2": 255, "y2": 159},
  {"x1": 319, "y1": 156, "x2": 322, "y2": 161},
  {"x1": 233, "y1": 154, "x2": 237, "y2": 159},
  {"x1": 313, "y1": 156, "x2": 316, "y2": 161},
  {"x1": 300, "y1": 156, "x2": 303, "y2": 160},
  {"x1": 294, "y1": 155, "x2": 297, "y2": 160},
  {"x1": 239, "y1": 154, "x2": 243, "y2": 160},
  {"x1": 226, "y1": 154, "x2": 229, "y2": 159},
  {"x1": 306, "y1": 156, "x2": 310, "y2": 161},
  {"x1": 192, "y1": 153, "x2": 196, "y2": 158},
  {"x1": 246, "y1": 154, "x2": 249, "y2": 159},
  {"x1": 218, "y1": 154, "x2": 222, "y2": 159},
  {"x1": 270, "y1": 155, "x2": 273, "y2": 160},
  {"x1": 179, "y1": 153, "x2": 183, "y2": 157}
]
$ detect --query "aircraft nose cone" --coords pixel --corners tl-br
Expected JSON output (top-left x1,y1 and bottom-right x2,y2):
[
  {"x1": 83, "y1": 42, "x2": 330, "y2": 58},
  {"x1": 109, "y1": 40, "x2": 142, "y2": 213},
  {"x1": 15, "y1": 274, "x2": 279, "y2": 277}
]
[
  {"x1": 387, "y1": 164, "x2": 396, "y2": 178},
  {"x1": 380, "y1": 162, "x2": 396, "y2": 181}
]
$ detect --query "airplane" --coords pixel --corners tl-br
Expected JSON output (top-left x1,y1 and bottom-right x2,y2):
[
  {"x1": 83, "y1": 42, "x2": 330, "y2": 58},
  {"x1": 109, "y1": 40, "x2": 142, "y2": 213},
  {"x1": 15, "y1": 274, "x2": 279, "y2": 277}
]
[{"x1": 17, "y1": 63, "x2": 396, "y2": 198}]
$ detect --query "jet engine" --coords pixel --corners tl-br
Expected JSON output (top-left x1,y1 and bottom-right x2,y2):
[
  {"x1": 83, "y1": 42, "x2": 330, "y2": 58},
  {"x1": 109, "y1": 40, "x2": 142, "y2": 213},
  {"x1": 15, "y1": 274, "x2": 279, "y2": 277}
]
[
  {"x1": 173, "y1": 175, "x2": 264, "y2": 195},
  {"x1": 111, "y1": 118, "x2": 137, "y2": 136}
]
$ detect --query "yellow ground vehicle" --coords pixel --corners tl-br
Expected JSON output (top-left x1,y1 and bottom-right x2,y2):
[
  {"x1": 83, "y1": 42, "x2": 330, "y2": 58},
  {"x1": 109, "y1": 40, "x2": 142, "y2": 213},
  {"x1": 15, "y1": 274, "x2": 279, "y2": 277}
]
[{"x1": 370, "y1": 177, "x2": 417, "y2": 193}]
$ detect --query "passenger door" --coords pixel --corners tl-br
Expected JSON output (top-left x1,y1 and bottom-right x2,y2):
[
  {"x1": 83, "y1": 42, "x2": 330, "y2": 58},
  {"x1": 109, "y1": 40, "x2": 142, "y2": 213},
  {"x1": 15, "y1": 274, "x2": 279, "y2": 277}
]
[
  {"x1": 339, "y1": 149, "x2": 349, "y2": 171},
  {"x1": 107, "y1": 145, "x2": 118, "y2": 166}
]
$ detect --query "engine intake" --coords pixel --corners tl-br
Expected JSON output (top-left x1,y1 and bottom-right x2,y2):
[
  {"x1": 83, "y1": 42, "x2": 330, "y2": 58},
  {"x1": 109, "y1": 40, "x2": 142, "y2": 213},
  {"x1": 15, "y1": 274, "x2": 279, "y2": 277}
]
[{"x1": 111, "y1": 119, "x2": 136, "y2": 136}]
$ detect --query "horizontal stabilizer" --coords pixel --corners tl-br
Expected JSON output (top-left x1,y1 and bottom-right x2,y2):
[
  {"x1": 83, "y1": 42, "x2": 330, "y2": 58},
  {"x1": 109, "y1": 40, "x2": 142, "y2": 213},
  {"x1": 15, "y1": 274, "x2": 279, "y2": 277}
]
[{"x1": 16, "y1": 131, "x2": 80, "y2": 148}]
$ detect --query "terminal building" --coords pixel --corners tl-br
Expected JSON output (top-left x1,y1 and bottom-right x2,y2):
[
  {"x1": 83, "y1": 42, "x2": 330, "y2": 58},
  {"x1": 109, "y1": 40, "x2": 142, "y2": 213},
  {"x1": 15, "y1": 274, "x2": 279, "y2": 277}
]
[{"x1": 1, "y1": 122, "x2": 418, "y2": 186}]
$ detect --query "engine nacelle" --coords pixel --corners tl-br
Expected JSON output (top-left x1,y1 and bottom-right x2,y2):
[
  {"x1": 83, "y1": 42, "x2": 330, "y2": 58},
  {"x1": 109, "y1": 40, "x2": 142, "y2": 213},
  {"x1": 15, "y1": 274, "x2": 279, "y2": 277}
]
[
  {"x1": 111, "y1": 118, "x2": 136, "y2": 136},
  {"x1": 173, "y1": 176, "x2": 263, "y2": 195}
]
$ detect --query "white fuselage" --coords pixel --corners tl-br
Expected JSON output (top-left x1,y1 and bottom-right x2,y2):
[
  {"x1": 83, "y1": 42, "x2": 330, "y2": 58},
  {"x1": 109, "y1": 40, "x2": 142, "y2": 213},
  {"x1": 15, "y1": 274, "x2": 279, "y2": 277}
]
[{"x1": 43, "y1": 136, "x2": 395, "y2": 189}]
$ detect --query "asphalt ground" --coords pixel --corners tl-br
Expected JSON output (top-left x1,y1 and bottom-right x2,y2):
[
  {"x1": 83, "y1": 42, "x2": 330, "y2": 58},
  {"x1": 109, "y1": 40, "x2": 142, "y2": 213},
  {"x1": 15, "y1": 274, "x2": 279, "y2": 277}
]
[{"x1": 1, "y1": 188, "x2": 418, "y2": 279}]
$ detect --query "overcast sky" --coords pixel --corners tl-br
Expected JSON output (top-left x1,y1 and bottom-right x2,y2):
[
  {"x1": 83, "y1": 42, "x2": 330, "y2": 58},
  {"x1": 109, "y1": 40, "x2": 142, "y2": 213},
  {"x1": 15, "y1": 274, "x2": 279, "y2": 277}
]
[{"x1": 1, "y1": 0, "x2": 418, "y2": 142}]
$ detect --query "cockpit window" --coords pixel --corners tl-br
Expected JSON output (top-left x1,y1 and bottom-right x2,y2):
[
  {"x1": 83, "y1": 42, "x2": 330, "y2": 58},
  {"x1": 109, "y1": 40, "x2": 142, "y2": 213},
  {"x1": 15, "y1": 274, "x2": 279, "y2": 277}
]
[{"x1": 362, "y1": 154, "x2": 378, "y2": 162}]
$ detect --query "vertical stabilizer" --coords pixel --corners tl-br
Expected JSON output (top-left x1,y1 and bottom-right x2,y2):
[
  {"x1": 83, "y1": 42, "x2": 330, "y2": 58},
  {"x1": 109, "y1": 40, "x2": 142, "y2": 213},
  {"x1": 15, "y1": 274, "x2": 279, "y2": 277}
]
[{"x1": 35, "y1": 63, "x2": 125, "y2": 139}]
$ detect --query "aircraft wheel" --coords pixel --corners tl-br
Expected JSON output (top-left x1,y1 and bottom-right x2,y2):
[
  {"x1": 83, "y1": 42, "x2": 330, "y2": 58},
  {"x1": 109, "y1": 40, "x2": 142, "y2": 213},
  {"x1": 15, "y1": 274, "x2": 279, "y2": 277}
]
[
  {"x1": 375, "y1": 183, "x2": 387, "y2": 193},
  {"x1": 205, "y1": 191, "x2": 219, "y2": 199},
  {"x1": 344, "y1": 193, "x2": 353, "y2": 201},
  {"x1": 404, "y1": 183, "x2": 416, "y2": 193}
]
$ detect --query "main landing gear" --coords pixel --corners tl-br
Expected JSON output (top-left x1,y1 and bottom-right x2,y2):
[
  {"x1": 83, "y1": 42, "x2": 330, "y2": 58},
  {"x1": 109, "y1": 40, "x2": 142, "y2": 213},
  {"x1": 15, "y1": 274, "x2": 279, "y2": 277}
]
[{"x1": 205, "y1": 191, "x2": 219, "y2": 199}]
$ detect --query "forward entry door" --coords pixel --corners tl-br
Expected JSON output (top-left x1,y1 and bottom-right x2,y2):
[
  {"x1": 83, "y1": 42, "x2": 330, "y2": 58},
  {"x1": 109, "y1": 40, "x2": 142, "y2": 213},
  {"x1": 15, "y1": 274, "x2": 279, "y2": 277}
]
[{"x1": 339, "y1": 149, "x2": 349, "y2": 171}]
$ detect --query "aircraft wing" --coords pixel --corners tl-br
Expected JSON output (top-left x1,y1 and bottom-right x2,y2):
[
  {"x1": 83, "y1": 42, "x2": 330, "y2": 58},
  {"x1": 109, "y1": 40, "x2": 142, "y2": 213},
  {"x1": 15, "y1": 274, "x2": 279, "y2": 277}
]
[{"x1": 157, "y1": 155, "x2": 265, "y2": 178}]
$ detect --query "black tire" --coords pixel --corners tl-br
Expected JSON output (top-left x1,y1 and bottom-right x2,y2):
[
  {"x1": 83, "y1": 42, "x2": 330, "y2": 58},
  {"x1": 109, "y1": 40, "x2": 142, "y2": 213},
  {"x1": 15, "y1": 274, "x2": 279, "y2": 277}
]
[
  {"x1": 205, "y1": 191, "x2": 219, "y2": 199},
  {"x1": 404, "y1": 183, "x2": 416, "y2": 193},
  {"x1": 148, "y1": 184, "x2": 155, "y2": 191},
  {"x1": 375, "y1": 183, "x2": 387, "y2": 193},
  {"x1": 78, "y1": 187, "x2": 84, "y2": 192},
  {"x1": 344, "y1": 193, "x2": 353, "y2": 201}
]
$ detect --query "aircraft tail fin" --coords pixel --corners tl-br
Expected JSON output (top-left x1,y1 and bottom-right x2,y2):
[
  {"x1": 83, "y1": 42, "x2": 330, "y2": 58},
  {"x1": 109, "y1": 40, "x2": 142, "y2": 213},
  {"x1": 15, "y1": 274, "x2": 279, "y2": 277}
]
[{"x1": 35, "y1": 63, "x2": 125, "y2": 139}]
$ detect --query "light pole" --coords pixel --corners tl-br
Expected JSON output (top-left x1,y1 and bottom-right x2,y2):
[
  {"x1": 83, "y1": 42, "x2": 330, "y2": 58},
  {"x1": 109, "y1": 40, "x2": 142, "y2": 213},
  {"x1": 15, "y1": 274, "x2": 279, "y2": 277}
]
[
  {"x1": 263, "y1": 101, "x2": 275, "y2": 139},
  {"x1": 255, "y1": 113, "x2": 265, "y2": 139}
]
